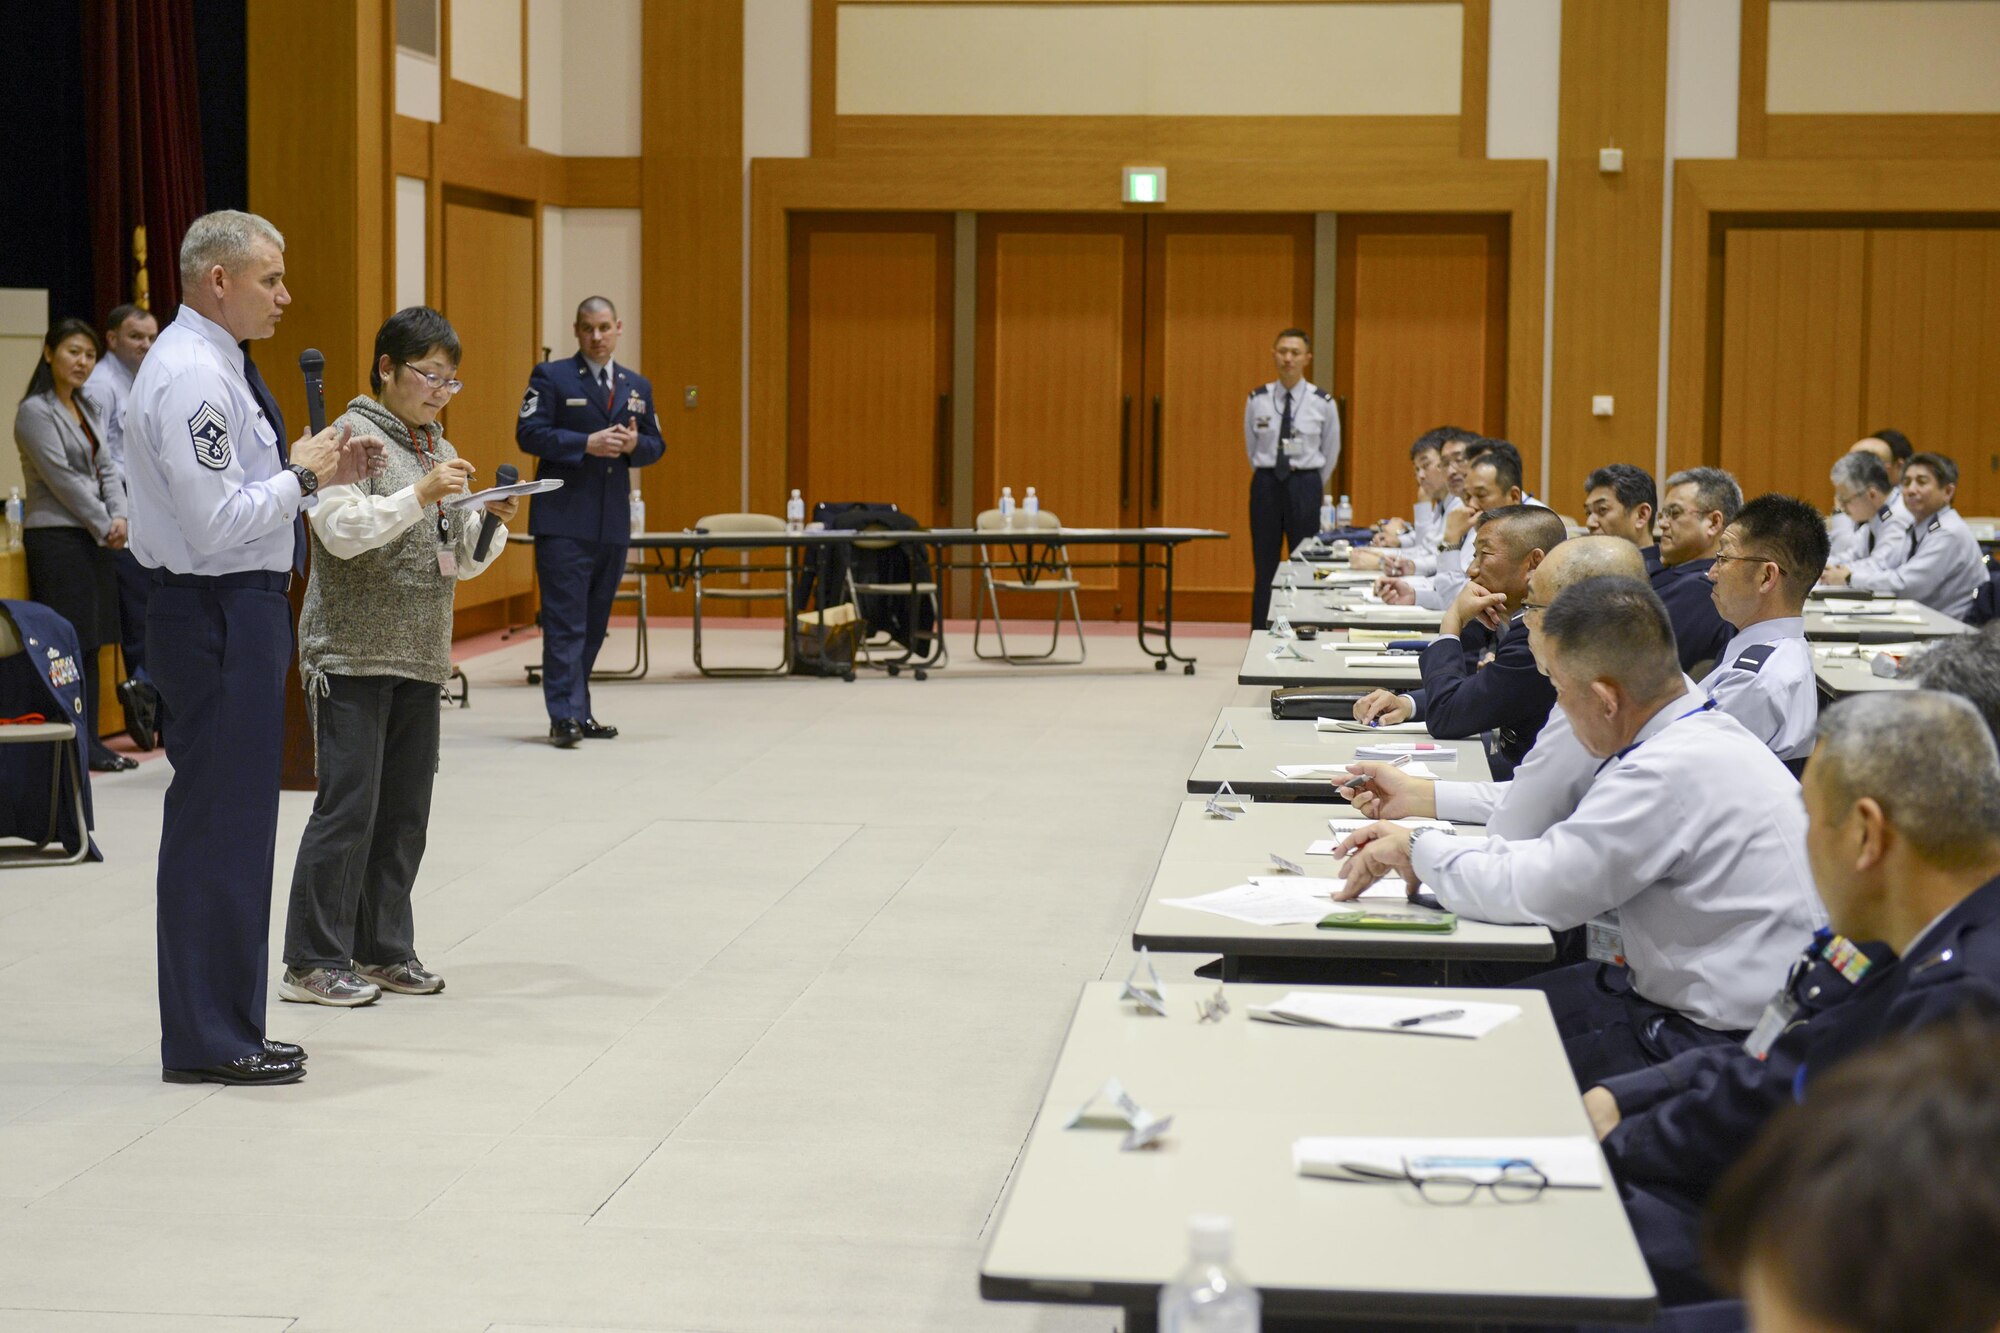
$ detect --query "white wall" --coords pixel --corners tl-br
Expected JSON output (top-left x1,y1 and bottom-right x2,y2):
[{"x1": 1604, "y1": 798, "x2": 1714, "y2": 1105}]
[
  {"x1": 395, "y1": 176, "x2": 429, "y2": 313},
  {"x1": 450, "y1": 0, "x2": 522, "y2": 98},
  {"x1": 524, "y1": 0, "x2": 564, "y2": 151},
  {"x1": 1768, "y1": 0, "x2": 2000, "y2": 113},
  {"x1": 524, "y1": 0, "x2": 642, "y2": 156},
  {"x1": 837, "y1": 2, "x2": 1463, "y2": 116},
  {"x1": 1485, "y1": 0, "x2": 1561, "y2": 480},
  {"x1": 395, "y1": 49, "x2": 440, "y2": 122},
  {"x1": 541, "y1": 207, "x2": 644, "y2": 370}
]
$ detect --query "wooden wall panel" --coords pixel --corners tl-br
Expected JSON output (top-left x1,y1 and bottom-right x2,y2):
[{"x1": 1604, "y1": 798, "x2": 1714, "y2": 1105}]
[
  {"x1": 1146, "y1": 216, "x2": 1314, "y2": 621},
  {"x1": 1865, "y1": 230, "x2": 2000, "y2": 515},
  {"x1": 1334, "y1": 216, "x2": 1507, "y2": 527},
  {"x1": 1716, "y1": 228, "x2": 1866, "y2": 503},
  {"x1": 442, "y1": 201, "x2": 539, "y2": 610},
  {"x1": 977, "y1": 218, "x2": 1144, "y2": 611},
  {"x1": 788, "y1": 216, "x2": 954, "y2": 525},
  {"x1": 1549, "y1": 0, "x2": 1669, "y2": 508}
]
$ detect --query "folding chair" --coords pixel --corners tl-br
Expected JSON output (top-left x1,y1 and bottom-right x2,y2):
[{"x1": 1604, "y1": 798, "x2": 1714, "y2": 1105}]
[
  {"x1": 590, "y1": 555, "x2": 651, "y2": 680},
  {"x1": 0, "y1": 613, "x2": 90, "y2": 868},
  {"x1": 691, "y1": 512, "x2": 794, "y2": 676},
  {"x1": 972, "y1": 508, "x2": 1086, "y2": 665},
  {"x1": 846, "y1": 523, "x2": 947, "y2": 679}
]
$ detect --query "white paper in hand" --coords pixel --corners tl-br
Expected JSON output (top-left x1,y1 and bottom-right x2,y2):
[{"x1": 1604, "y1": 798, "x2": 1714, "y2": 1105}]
[{"x1": 443, "y1": 477, "x2": 564, "y2": 510}]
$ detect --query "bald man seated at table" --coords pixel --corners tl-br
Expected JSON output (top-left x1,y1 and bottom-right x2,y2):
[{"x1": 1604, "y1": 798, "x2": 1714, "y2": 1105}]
[
  {"x1": 1335, "y1": 576, "x2": 1826, "y2": 1088},
  {"x1": 1349, "y1": 505, "x2": 1566, "y2": 780},
  {"x1": 1345, "y1": 536, "x2": 1653, "y2": 842}
]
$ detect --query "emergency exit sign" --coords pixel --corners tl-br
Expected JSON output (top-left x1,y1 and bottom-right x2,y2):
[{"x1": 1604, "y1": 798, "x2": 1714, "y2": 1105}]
[{"x1": 1123, "y1": 166, "x2": 1166, "y2": 204}]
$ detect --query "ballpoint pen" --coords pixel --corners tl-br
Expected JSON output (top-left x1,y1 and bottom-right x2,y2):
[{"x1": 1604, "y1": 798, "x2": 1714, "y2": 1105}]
[
  {"x1": 1391, "y1": 1008, "x2": 1465, "y2": 1028},
  {"x1": 1337, "y1": 752, "x2": 1413, "y2": 789}
]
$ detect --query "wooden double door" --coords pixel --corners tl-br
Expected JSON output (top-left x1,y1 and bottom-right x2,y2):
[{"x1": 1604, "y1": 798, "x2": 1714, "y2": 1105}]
[
  {"x1": 788, "y1": 211, "x2": 1507, "y2": 624},
  {"x1": 790, "y1": 212, "x2": 1313, "y2": 622}
]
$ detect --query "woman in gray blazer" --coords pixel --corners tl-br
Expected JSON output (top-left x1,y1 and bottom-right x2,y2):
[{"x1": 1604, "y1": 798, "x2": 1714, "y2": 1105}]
[{"x1": 13, "y1": 316, "x2": 135, "y2": 771}]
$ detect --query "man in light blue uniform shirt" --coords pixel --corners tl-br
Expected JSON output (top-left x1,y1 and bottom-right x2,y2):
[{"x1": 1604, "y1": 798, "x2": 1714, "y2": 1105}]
[
  {"x1": 1825, "y1": 452, "x2": 1986, "y2": 620},
  {"x1": 1703, "y1": 494, "x2": 1825, "y2": 773},
  {"x1": 82, "y1": 303, "x2": 161, "y2": 745},
  {"x1": 125, "y1": 210, "x2": 378, "y2": 1087},
  {"x1": 1825, "y1": 451, "x2": 1910, "y2": 572},
  {"x1": 1244, "y1": 327, "x2": 1339, "y2": 628}
]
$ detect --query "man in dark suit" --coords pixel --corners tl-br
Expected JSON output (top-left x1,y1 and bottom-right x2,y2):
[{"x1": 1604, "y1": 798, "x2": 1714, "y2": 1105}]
[
  {"x1": 1351, "y1": 505, "x2": 1566, "y2": 779},
  {"x1": 1581, "y1": 688, "x2": 2000, "y2": 1311},
  {"x1": 516, "y1": 296, "x2": 665, "y2": 747},
  {"x1": 1652, "y1": 467, "x2": 1739, "y2": 676}
]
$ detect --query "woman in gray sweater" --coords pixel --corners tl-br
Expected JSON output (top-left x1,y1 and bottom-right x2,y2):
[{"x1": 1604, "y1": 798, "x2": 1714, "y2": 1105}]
[
  {"x1": 279, "y1": 307, "x2": 519, "y2": 1007},
  {"x1": 12, "y1": 317, "x2": 136, "y2": 771}
]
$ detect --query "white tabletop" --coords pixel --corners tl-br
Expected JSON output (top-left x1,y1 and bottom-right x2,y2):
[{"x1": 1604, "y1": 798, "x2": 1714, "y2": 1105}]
[
  {"x1": 1237, "y1": 631, "x2": 1429, "y2": 687},
  {"x1": 1802, "y1": 597, "x2": 1969, "y2": 642},
  {"x1": 1272, "y1": 586, "x2": 1446, "y2": 631},
  {"x1": 1189, "y1": 707, "x2": 1493, "y2": 798},
  {"x1": 1812, "y1": 644, "x2": 1920, "y2": 697},
  {"x1": 980, "y1": 981, "x2": 1657, "y2": 1325},
  {"x1": 1133, "y1": 800, "x2": 1554, "y2": 963}
]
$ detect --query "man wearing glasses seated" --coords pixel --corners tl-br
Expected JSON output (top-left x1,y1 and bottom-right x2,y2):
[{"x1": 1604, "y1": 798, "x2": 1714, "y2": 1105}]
[
  {"x1": 1700, "y1": 494, "x2": 1826, "y2": 773},
  {"x1": 1335, "y1": 576, "x2": 1825, "y2": 1088},
  {"x1": 1652, "y1": 468, "x2": 1740, "y2": 676}
]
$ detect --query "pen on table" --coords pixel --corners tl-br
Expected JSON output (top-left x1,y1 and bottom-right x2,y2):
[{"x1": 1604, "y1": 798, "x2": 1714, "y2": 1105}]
[
  {"x1": 1391, "y1": 1008, "x2": 1465, "y2": 1028},
  {"x1": 1337, "y1": 753, "x2": 1412, "y2": 790}
]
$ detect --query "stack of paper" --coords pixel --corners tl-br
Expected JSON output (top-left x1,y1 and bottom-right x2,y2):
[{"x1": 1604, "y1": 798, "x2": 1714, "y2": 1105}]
[
  {"x1": 1272, "y1": 762, "x2": 1441, "y2": 781},
  {"x1": 1346, "y1": 628, "x2": 1432, "y2": 644},
  {"x1": 1292, "y1": 1136, "x2": 1604, "y2": 1187},
  {"x1": 1315, "y1": 718, "x2": 1428, "y2": 733},
  {"x1": 1249, "y1": 992, "x2": 1521, "y2": 1039},
  {"x1": 1353, "y1": 742, "x2": 1458, "y2": 764},
  {"x1": 1159, "y1": 875, "x2": 1408, "y2": 926}
]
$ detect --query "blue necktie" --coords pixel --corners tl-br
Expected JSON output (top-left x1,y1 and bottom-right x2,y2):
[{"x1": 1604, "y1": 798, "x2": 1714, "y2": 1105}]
[{"x1": 239, "y1": 349, "x2": 308, "y2": 576}]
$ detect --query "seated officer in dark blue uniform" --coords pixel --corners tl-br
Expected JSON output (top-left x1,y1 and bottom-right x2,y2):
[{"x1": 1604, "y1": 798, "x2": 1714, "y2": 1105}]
[
  {"x1": 1580, "y1": 689, "x2": 2000, "y2": 1313},
  {"x1": 515, "y1": 296, "x2": 664, "y2": 748},
  {"x1": 1652, "y1": 468, "x2": 1739, "y2": 676},
  {"x1": 1348, "y1": 505, "x2": 1566, "y2": 780}
]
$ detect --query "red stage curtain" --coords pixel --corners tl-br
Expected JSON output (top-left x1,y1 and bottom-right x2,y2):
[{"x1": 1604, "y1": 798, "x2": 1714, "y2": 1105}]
[{"x1": 84, "y1": 0, "x2": 206, "y2": 322}]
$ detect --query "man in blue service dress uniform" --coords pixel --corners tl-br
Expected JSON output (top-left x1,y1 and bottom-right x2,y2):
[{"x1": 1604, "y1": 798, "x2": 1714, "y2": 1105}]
[
  {"x1": 516, "y1": 296, "x2": 664, "y2": 748},
  {"x1": 124, "y1": 211, "x2": 381, "y2": 1086}
]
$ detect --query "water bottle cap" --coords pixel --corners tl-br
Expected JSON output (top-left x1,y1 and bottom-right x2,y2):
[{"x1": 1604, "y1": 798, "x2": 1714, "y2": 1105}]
[
  {"x1": 1026, "y1": 487, "x2": 1036, "y2": 495},
  {"x1": 1002, "y1": 486, "x2": 1013, "y2": 495},
  {"x1": 791, "y1": 488, "x2": 801, "y2": 497},
  {"x1": 1187, "y1": 1214, "x2": 1234, "y2": 1261}
]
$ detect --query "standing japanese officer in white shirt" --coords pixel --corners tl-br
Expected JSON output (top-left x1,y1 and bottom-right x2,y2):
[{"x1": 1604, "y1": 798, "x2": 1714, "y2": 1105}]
[
  {"x1": 1825, "y1": 453, "x2": 1987, "y2": 621},
  {"x1": 124, "y1": 210, "x2": 381, "y2": 1087},
  {"x1": 1245, "y1": 327, "x2": 1339, "y2": 628},
  {"x1": 1703, "y1": 494, "x2": 1826, "y2": 772},
  {"x1": 1335, "y1": 575, "x2": 1825, "y2": 1088}
]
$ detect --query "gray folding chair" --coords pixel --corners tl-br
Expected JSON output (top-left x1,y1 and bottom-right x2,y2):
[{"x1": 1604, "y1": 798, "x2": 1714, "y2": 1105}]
[
  {"x1": 0, "y1": 612, "x2": 91, "y2": 868},
  {"x1": 972, "y1": 508, "x2": 1086, "y2": 665},
  {"x1": 691, "y1": 512, "x2": 794, "y2": 676}
]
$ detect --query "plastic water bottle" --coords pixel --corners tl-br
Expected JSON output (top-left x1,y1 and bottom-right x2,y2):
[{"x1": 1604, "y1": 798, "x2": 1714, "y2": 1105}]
[
  {"x1": 1159, "y1": 1215, "x2": 1260, "y2": 1332},
  {"x1": 1337, "y1": 494, "x2": 1353, "y2": 529},
  {"x1": 786, "y1": 488, "x2": 805, "y2": 534},
  {"x1": 4, "y1": 487, "x2": 21, "y2": 551},
  {"x1": 999, "y1": 486, "x2": 1016, "y2": 529},
  {"x1": 629, "y1": 487, "x2": 646, "y2": 537},
  {"x1": 1319, "y1": 494, "x2": 1335, "y2": 536},
  {"x1": 1024, "y1": 486, "x2": 1039, "y2": 523}
]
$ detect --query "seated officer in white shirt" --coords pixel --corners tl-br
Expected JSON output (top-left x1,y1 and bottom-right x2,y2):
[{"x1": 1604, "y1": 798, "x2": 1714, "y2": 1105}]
[
  {"x1": 1335, "y1": 575, "x2": 1826, "y2": 1088},
  {"x1": 1373, "y1": 439, "x2": 1532, "y2": 608},
  {"x1": 1345, "y1": 536, "x2": 1653, "y2": 842},
  {"x1": 1825, "y1": 451, "x2": 1911, "y2": 571},
  {"x1": 1367, "y1": 428, "x2": 1463, "y2": 552},
  {"x1": 1702, "y1": 493, "x2": 1826, "y2": 773},
  {"x1": 1825, "y1": 428, "x2": 1913, "y2": 554},
  {"x1": 1824, "y1": 452, "x2": 1987, "y2": 620},
  {"x1": 1350, "y1": 430, "x2": 1474, "y2": 574}
]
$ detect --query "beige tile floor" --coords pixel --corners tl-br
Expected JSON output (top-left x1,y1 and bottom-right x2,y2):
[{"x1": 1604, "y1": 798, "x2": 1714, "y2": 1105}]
[{"x1": 0, "y1": 621, "x2": 1255, "y2": 1332}]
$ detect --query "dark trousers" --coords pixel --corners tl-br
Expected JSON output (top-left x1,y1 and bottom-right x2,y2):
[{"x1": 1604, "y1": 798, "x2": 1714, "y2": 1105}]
[
  {"x1": 112, "y1": 547, "x2": 151, "y2": 679},
  {"x1": 535, "y1": 534, "x2": 625, "y2": 722},
  {"x1": 1249, "y1": 467, "x2": 1321, "y2": 628},
  {"x1": 282, "y1": 673, "x2": 439, "y2": 971},
  {"x1": 1513, "y1": 961, "x2": 1745, "y2": 1090},
  {"x1": 146, "y1": 574, "x2": 290, "y2": 1069}
]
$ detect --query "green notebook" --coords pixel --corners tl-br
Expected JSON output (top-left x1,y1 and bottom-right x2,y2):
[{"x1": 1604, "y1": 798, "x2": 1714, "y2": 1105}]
[{"x1": 1317, "y1": 908, "x2": 1458, "y2": 933}]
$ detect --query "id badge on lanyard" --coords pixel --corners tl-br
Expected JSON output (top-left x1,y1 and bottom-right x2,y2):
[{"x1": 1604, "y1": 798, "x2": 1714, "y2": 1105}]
[
  {"x1": 407, "y1": 423, "x2": 458, "y2": 577},
  {"x1": 1585, "y1": 910, "x2": 1625, "y2": 966}
]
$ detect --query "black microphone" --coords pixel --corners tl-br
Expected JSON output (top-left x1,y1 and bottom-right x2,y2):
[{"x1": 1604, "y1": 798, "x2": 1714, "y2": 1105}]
[
  {"x1": 473, "y1": 463, "x2": 517, "y2": 563},
  {"x1": 299, "y1": 349, "x2": 327, "y2": 434}
]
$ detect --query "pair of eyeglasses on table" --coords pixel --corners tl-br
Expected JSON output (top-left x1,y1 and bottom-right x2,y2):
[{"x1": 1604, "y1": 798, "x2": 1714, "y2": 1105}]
[{"x1": 1338, "y1": 1156, "x2": 1550, "y2": 1205}]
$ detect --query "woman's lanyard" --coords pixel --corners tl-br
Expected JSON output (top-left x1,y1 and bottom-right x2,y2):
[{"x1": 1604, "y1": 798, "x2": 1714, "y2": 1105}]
[
  {"x1": 1595, "y1": 697, "x2": 1718, "y2": 774},
  {"x1": 403, "y1": 422, "x2": 451, "y2": 545}
]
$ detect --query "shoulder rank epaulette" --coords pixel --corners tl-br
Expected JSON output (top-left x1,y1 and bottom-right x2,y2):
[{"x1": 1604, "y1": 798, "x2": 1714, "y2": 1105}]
[
  {"x1": 1248, "y1": 385, "x2": 1269, "y2": 400},
  {"x1": 1732, "y1": 643, "x2": 1776, "y2": 674},
  {"x1": 1928, "y1": 517, "x2": 1942, "y2": 532},
  {"x1": 1313, "y1": 386, "x2": 1333, "y2": 401}
]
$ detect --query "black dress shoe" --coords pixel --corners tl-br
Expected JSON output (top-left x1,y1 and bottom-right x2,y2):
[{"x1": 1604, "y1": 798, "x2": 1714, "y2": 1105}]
[
  {"x1": 580, "y1": 718, "x2": 619, "y2": 740},
  {"x1": 162, "y1": 1050, "x2": 306, "y2": 1086},
  {"x1": 549, "y1": 718, "x2": 583, "y2": 749},
  {"x1": 263, "y1": 1038, "x2": 307, "y2": 1062},
  {"x1": 117, "y1": 678, "x2": 160, "y2": 751},
  {"x1": 89, "y1": 748, "x2": 138, "y2": 773}
]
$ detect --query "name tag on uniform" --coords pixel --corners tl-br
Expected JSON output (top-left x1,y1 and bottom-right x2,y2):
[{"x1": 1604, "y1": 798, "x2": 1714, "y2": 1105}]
[
  {"x1": 1256, "y1": 417, "x2": 1272, "y2": 429},
  {"x1": 1585, "y1": 911, "x2": 1625, "y2": 966},
  {"x1": 437, "y1": 549, "x2": 458, "y2": 577},
  {"x1": 1742, "y1": 994, "x2": 1798, "y2": 1061},
  {"x1": 564, "y1": 397, "x2": 587, "y2": 407}
]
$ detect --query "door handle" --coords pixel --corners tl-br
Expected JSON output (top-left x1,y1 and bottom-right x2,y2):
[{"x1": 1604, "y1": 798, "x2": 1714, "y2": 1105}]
[
  {"x1": 934, "y1": 393, "x2": 951, "y2": 510},
  {"x1": 1151, "y1": 395, "x2": 1163, "y2": 511},
  {"x1": 1120, "y1": 395, "x2": 1133, "y2": 508}
]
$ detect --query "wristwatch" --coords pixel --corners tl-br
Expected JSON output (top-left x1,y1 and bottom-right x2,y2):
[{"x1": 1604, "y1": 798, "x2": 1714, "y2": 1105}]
[
  {"x1": 288, "y1": 463, "x2": 319, "y2": 498},
  {"x1": 1407, "y1": 825, "x2": 1443, "y2": 862}
]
